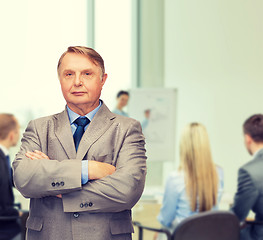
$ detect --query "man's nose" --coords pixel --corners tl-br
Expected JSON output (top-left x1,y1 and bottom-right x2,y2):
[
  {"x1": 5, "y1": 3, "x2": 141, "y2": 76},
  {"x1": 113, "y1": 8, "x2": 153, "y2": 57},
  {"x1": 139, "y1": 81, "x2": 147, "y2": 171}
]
[{"x1": 74, "y1": 74, "x2": 82, "y2": 86}]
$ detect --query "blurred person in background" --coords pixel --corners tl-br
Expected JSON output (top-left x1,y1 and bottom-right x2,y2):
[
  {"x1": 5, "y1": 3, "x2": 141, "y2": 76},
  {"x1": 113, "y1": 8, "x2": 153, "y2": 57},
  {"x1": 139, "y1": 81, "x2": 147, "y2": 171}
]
[
  {"x1": 141, "y1": 109, "x2": 151, "y2": 131},
  {"x1": 0, "y1": 114, "x2": 21, "y2": 240},
  {"x1": 155, "y1": 123, "x2": 224, "y2": 240},
  {"x1": 232, "y1": 114, "x2": 263, "y2": 240},
  {"x1": 112, "y1": 90, "x2": 129, "y2": 117}
]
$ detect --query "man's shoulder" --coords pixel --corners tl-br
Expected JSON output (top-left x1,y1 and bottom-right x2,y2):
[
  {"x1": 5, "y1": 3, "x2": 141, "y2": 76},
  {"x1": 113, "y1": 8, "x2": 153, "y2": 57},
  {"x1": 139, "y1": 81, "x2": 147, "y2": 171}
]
[
  {"x1": 239, "y1": 154, "x2": 263, "y2": 184},
  {"x1": 29, "y1": 110, "x2": 65, "y2": 127},
  {"x1": 242, "y1": 153, "x2": 263, "y2": 170},
  {"x1": 111, "y1": 113, "x2": 139, "y2": 129},
  {"x1": 112, "y1": 112, "x2": 135, "y2": 122},
  {"x1": 100, "y1": 103, "x2": 138, "y2": 126}
]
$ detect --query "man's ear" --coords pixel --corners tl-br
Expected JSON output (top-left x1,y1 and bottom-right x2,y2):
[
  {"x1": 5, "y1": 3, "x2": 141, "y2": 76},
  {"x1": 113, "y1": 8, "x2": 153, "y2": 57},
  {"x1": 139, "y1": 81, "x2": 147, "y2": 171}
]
[
  {"x1": 7, "y1": 130, "x2": 14, "y2": 143},
  {"x1": 244, "y1": 134, "x2": 253, "y2": 145},
  {"x1": 101, "y1": 73, "x2": 108, "y2": 87}
]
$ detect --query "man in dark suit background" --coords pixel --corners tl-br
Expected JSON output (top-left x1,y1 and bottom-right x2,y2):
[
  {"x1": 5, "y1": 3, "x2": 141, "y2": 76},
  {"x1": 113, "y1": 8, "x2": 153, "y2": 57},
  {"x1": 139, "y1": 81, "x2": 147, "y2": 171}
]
[
  {"x1": 232, "y1": 114, "x2": 263, "y2": 240},
  {"x1": 0, "y1": 114, "x2": 21, "y2": 240}
]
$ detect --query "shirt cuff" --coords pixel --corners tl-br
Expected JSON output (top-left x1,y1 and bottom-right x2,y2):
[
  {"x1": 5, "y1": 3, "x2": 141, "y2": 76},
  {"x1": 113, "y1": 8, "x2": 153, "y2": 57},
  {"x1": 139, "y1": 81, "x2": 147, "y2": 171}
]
[{"x1": 81, "y1": 160, "x2": 89, "y2": 185}]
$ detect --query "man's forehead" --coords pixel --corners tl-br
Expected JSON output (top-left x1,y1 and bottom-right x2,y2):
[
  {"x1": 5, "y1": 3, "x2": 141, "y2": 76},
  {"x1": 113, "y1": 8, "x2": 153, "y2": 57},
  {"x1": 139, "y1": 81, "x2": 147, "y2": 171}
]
[{"x1": 61, "y1": 53, "x2": 97, "y2": 68}]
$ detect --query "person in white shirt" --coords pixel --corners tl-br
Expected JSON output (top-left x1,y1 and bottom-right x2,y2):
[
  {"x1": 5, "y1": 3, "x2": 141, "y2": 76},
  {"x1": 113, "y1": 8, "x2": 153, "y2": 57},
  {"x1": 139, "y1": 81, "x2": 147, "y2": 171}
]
[{"x1": 112, "y1": 90, "x2": 129, "y2": 117}]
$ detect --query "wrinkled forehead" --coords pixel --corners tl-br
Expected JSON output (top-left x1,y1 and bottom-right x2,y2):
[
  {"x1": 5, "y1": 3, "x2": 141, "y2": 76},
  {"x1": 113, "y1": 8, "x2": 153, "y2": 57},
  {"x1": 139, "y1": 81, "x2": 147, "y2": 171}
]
[
  {"x1": 58, "y1": 52, "x2": 102, "y2": 75},
  {"x1": 59, "y1": 53, "x2": 97, "y2": 68}
]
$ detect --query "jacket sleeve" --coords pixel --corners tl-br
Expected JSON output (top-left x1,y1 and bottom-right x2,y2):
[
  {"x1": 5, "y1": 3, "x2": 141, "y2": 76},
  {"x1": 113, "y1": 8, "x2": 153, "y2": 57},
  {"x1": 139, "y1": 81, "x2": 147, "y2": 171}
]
[
  {"x1": 231, "y1": 167, "x2": 258, "y2": 221},
  {"x1": 12, "y1": 120, "x2": 82, "y2": 198},
  {"x1": 62, "y1": 120, "x2": 147, "y2": 213}
]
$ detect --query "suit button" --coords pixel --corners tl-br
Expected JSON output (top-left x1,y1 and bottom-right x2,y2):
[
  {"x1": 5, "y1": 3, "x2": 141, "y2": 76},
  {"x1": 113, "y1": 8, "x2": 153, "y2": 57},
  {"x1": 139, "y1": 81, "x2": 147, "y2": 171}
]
[
  {"x1": 55, "y1": 182, "x2": 60, "y2": 187},
  {"x1": 60, "y1": 181, "x2": 64, "y2": 186},
  {"x1": 89, "y1": 202, "x2": 93, "y2": 207},
  {"x1": 51, "y1": 182, "x2": 55, "y2": 187},
  {"x1": 73, "y1": 212, "x2": 79, "y2": 218},
  {"x1": 84, "y1": 203, "x2": 89, "y2": 208},
  {"x1": 80, "y1": 203, "x2": 84, "y2": 208}
]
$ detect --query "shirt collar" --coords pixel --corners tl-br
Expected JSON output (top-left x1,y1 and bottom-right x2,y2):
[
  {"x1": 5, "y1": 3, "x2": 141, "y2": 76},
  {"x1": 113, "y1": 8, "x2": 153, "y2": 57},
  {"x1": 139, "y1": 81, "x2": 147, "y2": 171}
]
[
  {"x1": 0, "y1": 143, "x2": 9, "y2": 156},
  {"x1": 67, "y1": 100, "x2": 102, "y2": 125}
]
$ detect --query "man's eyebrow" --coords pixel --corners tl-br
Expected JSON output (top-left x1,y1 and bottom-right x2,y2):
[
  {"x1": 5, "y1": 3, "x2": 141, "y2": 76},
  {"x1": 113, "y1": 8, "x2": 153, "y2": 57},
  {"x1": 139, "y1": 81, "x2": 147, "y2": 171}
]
[
  {"x1": 62, "y1": 69, "x2": 74, "y2": 72},
  {"x1": 81, "y1": 69, "x2": 93, "y2": 72},
  {"x1": 62, "y1": 68, "x2": 93, "y2": 73}
]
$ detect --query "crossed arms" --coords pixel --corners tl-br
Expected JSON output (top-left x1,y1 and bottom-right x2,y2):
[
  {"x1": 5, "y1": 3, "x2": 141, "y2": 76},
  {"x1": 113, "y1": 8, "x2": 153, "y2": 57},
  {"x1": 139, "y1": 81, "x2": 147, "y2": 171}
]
[
  {"x1": 26, "y1": 150, "x2": 115, "y2": 182},
  {"x1": 13, "y1": 118, "x2": 147, "y2": 213}
]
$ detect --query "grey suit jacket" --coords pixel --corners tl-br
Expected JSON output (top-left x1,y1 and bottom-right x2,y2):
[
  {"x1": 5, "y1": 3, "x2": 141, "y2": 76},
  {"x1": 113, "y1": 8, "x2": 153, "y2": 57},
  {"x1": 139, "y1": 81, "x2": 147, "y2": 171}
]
[
  {"x1": 13, "y1": 102, "x2": 147, "y2": 240},
  {"x1": 232, "y1": 148, "x2": 263, "y2": 240}
]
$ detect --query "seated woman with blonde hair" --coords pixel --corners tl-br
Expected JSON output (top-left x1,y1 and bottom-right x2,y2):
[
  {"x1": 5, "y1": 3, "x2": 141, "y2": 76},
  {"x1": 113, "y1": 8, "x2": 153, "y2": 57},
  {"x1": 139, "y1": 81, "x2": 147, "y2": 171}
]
[{"x1": 156, "y1": 123, "x2": 224, "y2": 239}]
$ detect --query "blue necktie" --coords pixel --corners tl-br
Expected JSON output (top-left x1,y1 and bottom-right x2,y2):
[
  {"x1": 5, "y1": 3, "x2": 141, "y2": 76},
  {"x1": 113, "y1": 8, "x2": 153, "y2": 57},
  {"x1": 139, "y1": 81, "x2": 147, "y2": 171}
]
[{"x1": 73, "y1": 117, "x2": 90, "y2": 151}]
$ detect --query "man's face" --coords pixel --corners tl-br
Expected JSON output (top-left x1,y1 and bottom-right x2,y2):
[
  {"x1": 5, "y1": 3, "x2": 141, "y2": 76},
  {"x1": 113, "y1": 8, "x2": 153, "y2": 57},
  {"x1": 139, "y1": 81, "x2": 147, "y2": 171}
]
[
  {"x1": 10, "y1": 120, "x2": 20, "y2": 147},
  {"x1": 58, "y1": 53, "x2": 107, "y2": 112},
  {"x1": 117, "y1": 94, "x2": 129, "y2": 109}
]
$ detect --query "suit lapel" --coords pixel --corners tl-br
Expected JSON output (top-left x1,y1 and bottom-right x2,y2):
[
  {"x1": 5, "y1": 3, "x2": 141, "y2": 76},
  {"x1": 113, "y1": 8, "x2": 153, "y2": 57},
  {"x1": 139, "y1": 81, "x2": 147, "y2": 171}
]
[
  {"x1": 54, "y1": 108, "x2": 77, "y2": 159},
  {"x1": 76, "y1": 103, "x2": 116, "y2": 160}
]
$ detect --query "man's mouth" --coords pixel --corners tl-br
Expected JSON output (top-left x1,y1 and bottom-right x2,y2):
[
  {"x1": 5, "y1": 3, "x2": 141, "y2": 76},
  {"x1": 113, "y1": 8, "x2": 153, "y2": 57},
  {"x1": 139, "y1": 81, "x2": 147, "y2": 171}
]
[{"x1": 72, "y1": 91, "x2": 86, "y2": 96}]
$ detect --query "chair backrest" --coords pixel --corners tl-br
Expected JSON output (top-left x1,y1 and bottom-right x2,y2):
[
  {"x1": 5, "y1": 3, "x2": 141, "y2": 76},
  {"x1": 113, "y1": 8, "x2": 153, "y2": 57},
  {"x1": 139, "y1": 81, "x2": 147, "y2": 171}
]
[
  {"x1": 0, "y1": 215, "x2": 19, "y2": 221},
  {"x1": 0, "y1": 215, "x2": 21, "y2": 240},
  {"x1": 172, "y1": 210, "x2": 240, "y2": 240}
]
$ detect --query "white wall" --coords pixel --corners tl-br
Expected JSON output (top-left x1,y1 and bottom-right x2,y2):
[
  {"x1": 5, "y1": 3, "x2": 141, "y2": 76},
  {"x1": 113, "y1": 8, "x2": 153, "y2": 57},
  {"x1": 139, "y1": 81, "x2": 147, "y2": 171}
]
[
  {"x1": 0, "y1": 0, "x2": 88, "y2": 209},
  {"x1": 0, "y1": 0, "x2": 88, "y2": 122},
  {"x1": 165, "y1": 0, "x2": 263, "y2": 197},
  {"x1": 95, "y1": 0, "x2": 132, "y2": 111}
]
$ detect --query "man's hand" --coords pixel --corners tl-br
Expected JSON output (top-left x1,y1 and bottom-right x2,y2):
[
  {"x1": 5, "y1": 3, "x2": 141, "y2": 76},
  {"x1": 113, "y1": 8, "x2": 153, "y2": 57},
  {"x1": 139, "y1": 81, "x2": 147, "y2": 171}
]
[
  {"x1": 25, "y1": 150, "x2": 62, "y2": 198},
  {"x1": 26, "y1": 150, "x2": 50, "y2": 160},
  {"x1": 25, "y1": 151, "x2": 115, "y2": 193},
  {"x1": 88, "y1": 161, "x2": 116, "y2": 180}
]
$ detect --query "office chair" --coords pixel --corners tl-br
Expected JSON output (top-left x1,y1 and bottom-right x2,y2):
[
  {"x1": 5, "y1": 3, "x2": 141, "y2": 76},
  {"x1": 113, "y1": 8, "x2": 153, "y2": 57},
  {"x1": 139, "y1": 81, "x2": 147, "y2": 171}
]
[
  {"x1": 0, "y1": 215, "x2": 21, "y2": 240},
  {"x1": 133, "y1": 210, "x2": 240, "y2": 240},
  {"x1": 246, "y1": 220, "x2": 263, "y2": 225},
  {"x1": 0, "y1": 203, "x2": 29, "y2": 240},
  {"x1": 133, "y1": 221, "x2": 172, "y2": 240}
]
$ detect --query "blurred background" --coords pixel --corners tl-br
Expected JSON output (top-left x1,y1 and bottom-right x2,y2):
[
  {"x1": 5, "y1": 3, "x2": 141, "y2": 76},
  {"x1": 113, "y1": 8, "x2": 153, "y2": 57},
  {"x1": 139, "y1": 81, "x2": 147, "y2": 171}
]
[{"x1": 1, "y1": 0, "x2": 263, "y2": 238}]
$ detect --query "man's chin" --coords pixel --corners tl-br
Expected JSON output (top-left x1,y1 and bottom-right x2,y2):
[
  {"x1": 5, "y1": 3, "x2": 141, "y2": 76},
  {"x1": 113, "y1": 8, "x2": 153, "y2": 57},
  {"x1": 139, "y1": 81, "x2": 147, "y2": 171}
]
[
  {"x1": 67, "y1": 100, "x2": 99, "y2": 108},
  {"x1": 68, "y1": 101, "x2": 90, "y2": 106}
]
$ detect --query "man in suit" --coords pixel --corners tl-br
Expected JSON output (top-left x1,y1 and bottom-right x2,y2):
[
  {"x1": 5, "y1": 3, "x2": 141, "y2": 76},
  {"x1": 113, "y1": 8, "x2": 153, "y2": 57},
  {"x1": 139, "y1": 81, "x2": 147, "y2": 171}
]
[
  {"x1": 13, "y1": 46, "x2": 147, "y2": 240},
  {"x1": 0, "y1": 114, "x2": 21, "y2": 240},
  {"x1": 232, "y1": 114, "x2": 263, "y2": 240}
]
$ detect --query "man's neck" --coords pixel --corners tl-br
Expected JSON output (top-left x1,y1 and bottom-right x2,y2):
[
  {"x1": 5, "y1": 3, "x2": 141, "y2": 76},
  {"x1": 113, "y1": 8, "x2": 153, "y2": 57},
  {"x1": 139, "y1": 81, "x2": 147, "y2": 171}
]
[
  {"x1": 116, "y1": 105, "x2": 123, "y2": 111},
  {"x1": 251, "y1": 144, "x2": 263, "y2": 156},
  {"x1": 0, "y1": 140, "x2": 9, "y2": 149},
  {"x1": 0, "y1": 142, "x2": 9, "y2": 155},
  {"x1": 68, "y1": 101, "x2": 100, "y2": 116}
]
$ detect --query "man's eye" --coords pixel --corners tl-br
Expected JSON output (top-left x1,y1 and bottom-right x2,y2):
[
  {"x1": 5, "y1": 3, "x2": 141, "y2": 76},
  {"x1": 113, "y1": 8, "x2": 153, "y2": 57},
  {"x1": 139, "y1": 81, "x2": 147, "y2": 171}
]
[
  {"x1": 66, "y1": 73, "x2": 72, "y2": 76},
  {"x1": 85, "y1": 72, "x2": 90, "y2": 75}
]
